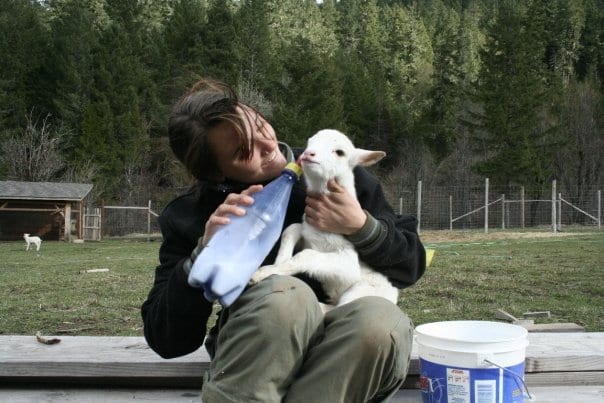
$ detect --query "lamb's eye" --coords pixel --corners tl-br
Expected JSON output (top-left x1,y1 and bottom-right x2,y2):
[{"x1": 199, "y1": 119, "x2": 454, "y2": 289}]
[{"x1": 335, "y1": 149, "x2": 345, "y2": 157}]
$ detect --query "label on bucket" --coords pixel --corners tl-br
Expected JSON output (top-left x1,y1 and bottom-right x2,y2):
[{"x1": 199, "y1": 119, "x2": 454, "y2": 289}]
[{"x1": 419, "y1": 358, "x2": 525, "y2": 403}]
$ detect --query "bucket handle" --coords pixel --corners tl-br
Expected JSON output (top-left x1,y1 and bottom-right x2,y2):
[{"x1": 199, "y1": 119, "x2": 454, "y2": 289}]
[{"x1": 483, "y1": 359, "x2": 536, "y2": 401}]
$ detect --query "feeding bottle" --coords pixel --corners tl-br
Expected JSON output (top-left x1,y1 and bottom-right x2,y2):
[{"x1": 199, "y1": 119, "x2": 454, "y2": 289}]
[{"x1": 188, "y1": 162, "x2": 302, "y2": 307}]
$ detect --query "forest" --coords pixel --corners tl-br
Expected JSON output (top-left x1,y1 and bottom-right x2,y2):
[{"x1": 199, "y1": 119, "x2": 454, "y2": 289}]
[{"x1": 0, "y1": 0, "x2": 602, "y2": 208}]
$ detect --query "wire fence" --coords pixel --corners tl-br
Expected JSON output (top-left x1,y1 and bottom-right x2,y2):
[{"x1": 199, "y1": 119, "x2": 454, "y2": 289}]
[
  {"x1": 89, "y1": 179, "x2": 601, "y2": 240},
  {"x1": 84, "y1": 202, "x2": 161, "y2": 240},
  {"x1": 394, "y1": 179, "x2": 602, "y2": 233},
  {"x1": 103, "y1": 203, "x2": 161, "y2": 239}
]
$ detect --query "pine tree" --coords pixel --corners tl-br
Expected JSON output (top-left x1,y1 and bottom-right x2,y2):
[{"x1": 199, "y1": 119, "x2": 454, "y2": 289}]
[
  {"x1": 574, "y1": 0, "x2": 603, "y2": 87},
  {"x1": 44, "y1": 0, "x2": 98, "y2": 140},
  {"x1": 381, "y1": 3, "x2": 433, "y2": 162},
  {"x1": 77, "y1": 97, "x2": 119, "y2": 193},
  {"x1": 81, "y1": 0, "x2": 152, "y2": 195},
  {"x1": 471, "y1": 1, "x2": 559, "y2": 187},
  {"x1": 336, "y1": 0, "x2": 364, "y2": 52},
  {"x1": 234, "y1": 0, "x2": 278, "y2": 90},
  {"x1": 0, "y1": 0, "x2": 49, "y2": 128},
  {"x1": 342, "y1": 0, "x2": 392, "y2": 151},
  {"x1": 420, "y1": 6, "x2": 463, "y2": 160},
  {"x1": 272, "y1": 36, "x2": 346, "y2": 147},
  {"x1": 163, "y1": 0, "x2": 208, "y2": 95},
  {"x1": 203, "y1": 0, "x2": 240, "y2": 84},
  {"x1": 270, "y1": 0, "x2": 338, "y2": 57}
]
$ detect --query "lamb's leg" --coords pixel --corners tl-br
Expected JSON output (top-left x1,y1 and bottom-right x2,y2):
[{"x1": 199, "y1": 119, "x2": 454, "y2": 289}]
[
  {"x1": 25, "y1": 242, "x2": 30, "y2": 251},
  {"x1": 274, "y1": 224, "x2": 302, "y2": 265},
  {"x1": 36, "y1": 242, "x2": 40, "y2": 252},
  {"x1": 250, "y1": 224, "x2": 303, "y2": 284},
  {"x1": 286, "y1": 248, "x2": 360, "y2": 281},
  {"x1": 252, "y1": 248, "x2": 361, "y2": 289},
  {"x1": 250, "y1": 260, "x2": 301, "y2": 283}
]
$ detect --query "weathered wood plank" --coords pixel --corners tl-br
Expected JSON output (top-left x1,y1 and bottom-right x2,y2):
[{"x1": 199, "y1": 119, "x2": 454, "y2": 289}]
[
  {"x1": 494, "y1": 308, "x2": 518, "y2": 322},
  {"x1": 0, "y1": 386, "x2": 602, "y2": 403},
  {"x1": 402, "y1": 372, "x2": 604, "y2": 390},
  {"x1": 524, "y1": 371, "x2": 604, "y2": 386},
  {"x1": 391, "y1": 386, "x2": 604, "y2": 403},
  {"x1": 409, "y1": 331, "x2": 604, "y2": 372},
  {"x1": 524, "y1": 332, "x2": 604, "y2": 372},
  {"x1": 1, "y1": 333, "x2": 602, "y2": 386},
  {"x1": 0, "y1": 388, "x2": 202, "y2": 402},
  {"x1": 0, "y1": 336, "x2": 210, "y2": 379},
  {"x1": 522, "y1": 322, "x2": 585, "y2": 332}
]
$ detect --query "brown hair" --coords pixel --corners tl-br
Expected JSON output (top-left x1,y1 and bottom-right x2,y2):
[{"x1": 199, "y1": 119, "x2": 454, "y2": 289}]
[{"x1": 168, "y1": 78, "x2": 266, "y2": 182}]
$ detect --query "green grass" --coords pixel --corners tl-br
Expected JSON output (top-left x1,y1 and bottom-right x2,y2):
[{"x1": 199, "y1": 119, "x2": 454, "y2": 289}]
[
  {"x1": 1, "y1": 231, "x2": 603, "y2": 336},
  {"x1": 0, "y1": 240, "x2": 158, "y2": 336},
  {"x1": 405, "y1": 231, "x2": 604, "y2": 331}
]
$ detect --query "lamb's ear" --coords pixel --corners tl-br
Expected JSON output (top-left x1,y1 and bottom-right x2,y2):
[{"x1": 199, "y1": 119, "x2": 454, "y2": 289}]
[{"x1": 353, "y1": 149, "x2": 386, "y2": 167}]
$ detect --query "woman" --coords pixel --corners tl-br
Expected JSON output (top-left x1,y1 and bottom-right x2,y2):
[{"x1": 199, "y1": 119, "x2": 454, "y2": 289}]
[{"x1": 141, "y1": 78, "x2": 426, "y2": 402}]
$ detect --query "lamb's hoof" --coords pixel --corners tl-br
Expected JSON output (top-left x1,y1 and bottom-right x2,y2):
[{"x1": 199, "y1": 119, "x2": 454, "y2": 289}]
[{"x1": 249, "y1": 272, "x2": 264, "y2": 285}]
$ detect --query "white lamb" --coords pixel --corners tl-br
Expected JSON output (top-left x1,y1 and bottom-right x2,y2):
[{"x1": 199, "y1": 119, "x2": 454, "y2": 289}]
[
  {"x1": 252, "y1": 129, "x2": 398, "y2": 311},
  {"x1": 23, "y1": 233, "x2": 42, "y2": 252}
]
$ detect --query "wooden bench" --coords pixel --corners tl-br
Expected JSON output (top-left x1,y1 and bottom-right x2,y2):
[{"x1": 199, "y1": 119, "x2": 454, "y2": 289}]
[{"x1": 1, "y1": 333, "x2": 603, "y2": 402}]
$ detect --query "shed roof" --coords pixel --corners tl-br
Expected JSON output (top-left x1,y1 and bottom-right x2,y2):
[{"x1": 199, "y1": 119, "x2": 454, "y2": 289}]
[{"x1": 0, "y1": 181, "x2": 93, "y2": 202}]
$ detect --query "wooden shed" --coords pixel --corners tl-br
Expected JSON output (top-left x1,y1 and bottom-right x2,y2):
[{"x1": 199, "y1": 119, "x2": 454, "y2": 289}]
[{"x1": 0, "y1": 181, "x2": 93, "y2": 242}]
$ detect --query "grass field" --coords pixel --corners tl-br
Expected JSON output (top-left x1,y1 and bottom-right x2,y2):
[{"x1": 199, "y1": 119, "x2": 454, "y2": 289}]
[{"x1": 1, "y1": 230, "x2": 602, "y2": 336}]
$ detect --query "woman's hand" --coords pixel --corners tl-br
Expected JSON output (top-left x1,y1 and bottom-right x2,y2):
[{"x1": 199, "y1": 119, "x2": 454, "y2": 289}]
[
  {"x1": 304, "y1": 179, "x2": 366, "y2": 235},
  {"x1": 202, "y1": 185, "x2": 263, "y2": 246}
]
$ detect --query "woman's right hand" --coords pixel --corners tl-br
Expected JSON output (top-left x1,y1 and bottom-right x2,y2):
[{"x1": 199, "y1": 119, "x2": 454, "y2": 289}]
[{"x1": 201, "y1": 184, "x2": 263, "y2": 246}]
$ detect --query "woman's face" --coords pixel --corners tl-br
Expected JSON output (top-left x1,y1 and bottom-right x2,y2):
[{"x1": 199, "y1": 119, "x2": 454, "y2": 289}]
[{"x1": 207, "y1": 105, "x2": 287, "y2": 184}]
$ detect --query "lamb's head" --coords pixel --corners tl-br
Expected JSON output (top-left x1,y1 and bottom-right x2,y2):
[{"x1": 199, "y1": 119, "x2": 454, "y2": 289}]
[
  {"x1": 23, "y1": 233, "x2": 29, "y2": 238},
  {"x1": 299, "y1": 129, "x2": 385, "y2": 194}
]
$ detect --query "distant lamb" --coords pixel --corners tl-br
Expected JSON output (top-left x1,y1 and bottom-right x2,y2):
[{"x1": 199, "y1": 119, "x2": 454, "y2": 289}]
[
  {"x1": 24, "y1": 233, "x2": 42, "y2": 252},
  {"x1": 251, "y1": 129, "x2": 398, "y2": 311}
]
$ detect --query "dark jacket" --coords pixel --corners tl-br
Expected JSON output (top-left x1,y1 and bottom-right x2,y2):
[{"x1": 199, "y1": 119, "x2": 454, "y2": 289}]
[{"x1": 141, "y1": 164, "x2": 425, "y2": 359}]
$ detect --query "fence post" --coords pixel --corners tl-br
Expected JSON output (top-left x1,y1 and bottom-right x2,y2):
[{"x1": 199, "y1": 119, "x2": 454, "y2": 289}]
[
  {"x1": 551, "y1": 180, "x2": 557, "y2": 233},
  {"x1": 147, "y1": 200, "x2": 152, "y2": 242},
  {"x1": 598, "y1": 190, "x2": 602, "y2": 229},
  {"x1": 399, "y1": 198, "x2": 402, "y2": 215},
  {"x1": 79, "y1": 202, "x2": 84, "y2": 240},
  {"x1": 501, "y1": 194, "x2": 505, "y2": 229},
  {"x1": 558, "y1": 192, "x2": 562, "y2": 230},
  {"x1": 520, "y1": 186, "x2": 525, "y2": 229},
  {"x1": 484, "y1": 178, "x2": 489, "y2": 234},
  {"x1": 100, "y1": 200, "x2": 105, "y2": 240},
  {"x1": 449, "y1": 195, "x2": 453, "y2": 231},
  {"x1": 417, "y1": 180, "x2": 422, "y2": 235},
  {"x1": 64, "y1": 203, "x2": 72, "y2": 242}
]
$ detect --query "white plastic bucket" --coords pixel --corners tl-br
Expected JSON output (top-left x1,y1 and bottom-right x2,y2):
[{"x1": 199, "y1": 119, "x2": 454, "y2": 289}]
[{"x1": 415, "y1": 320, "x2": 531, "y2": 403}]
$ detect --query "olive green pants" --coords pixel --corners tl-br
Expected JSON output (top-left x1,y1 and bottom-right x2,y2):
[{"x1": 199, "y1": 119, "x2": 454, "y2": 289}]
[{"x1": 201, "y1": 275, "x2": 413, "y2": 403}]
